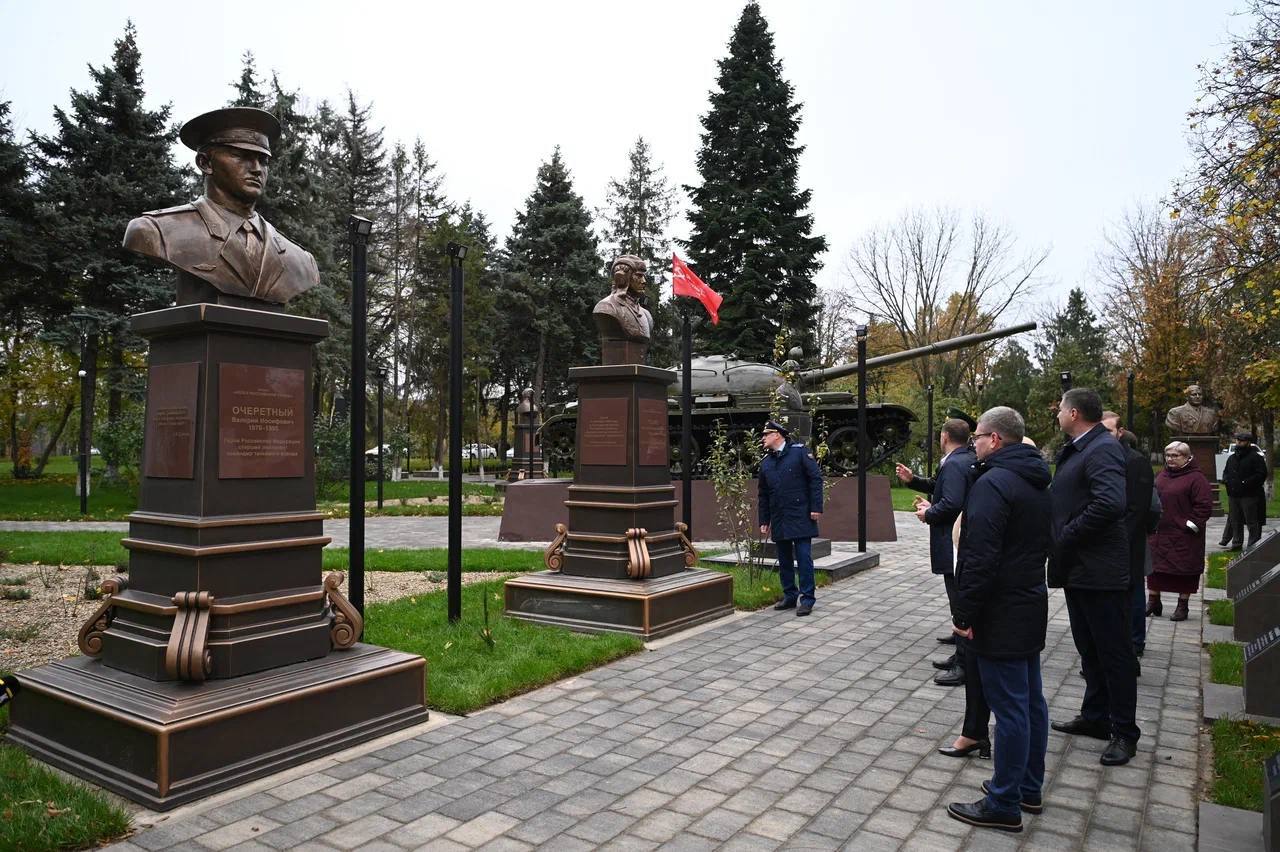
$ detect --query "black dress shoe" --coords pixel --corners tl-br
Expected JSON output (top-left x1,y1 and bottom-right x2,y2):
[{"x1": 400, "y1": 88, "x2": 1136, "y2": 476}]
[
  {"x1": 1051, "y1": 716, "x2": 1111, "y2": 740},
  {"x1": 773, "y1": 598, "x2": 797, "y2": 611},
  {"x1": 937, "y1": 634, "x2": 957, "y2": 645},
  {"x1": 1100, "y1": 737, "x2": 1137, "y2": 766},
  {"x1": 795, "y1": 603, "x2": 813, "y2": 616},
  {"x1": 938, "y1": 739, "x2": 990, "y2": 759},
  {"x1": 946, "y1": 799, "x2": 1022, "y2": 833},
  {"x1": 934, "y1": 666, "x2": 965, "y2": 686},
  {"x1": 932, "y1": 653, "x2": 957, "y2": 670},
  {"x1": 982, "y1": 780, "x2": 1043, "y2": 814}
]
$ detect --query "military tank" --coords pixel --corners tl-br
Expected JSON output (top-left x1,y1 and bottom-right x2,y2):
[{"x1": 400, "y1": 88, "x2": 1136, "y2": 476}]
[{"x1": 540, "y1": 322, "x2": 1036, "y2": 476}]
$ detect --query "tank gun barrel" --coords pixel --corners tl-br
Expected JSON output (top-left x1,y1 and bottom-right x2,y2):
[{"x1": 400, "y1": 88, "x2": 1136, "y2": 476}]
[{"x1": 798, "y1": 321, "x2": 1037, "y2": 386}]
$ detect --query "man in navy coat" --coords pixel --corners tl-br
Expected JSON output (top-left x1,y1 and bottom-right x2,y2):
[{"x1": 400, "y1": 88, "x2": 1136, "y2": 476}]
[
  {"x1": 898, "y1": 418, "x2": 977, "y2": 684},
  {"x1": 758, "y1": 421, "x2": 824, "y2": 616},
  {"x1": 1047, "y1": 388, "x2": 1138, "y2": 766}
]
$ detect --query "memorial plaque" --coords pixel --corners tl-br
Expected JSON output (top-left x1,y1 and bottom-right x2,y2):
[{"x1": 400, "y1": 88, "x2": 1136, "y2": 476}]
[
  {"x1": 578, "y1": 397, "x2": 629, "y2": 466},
  {"x1": 1266, "y1": 753, "x2": 1279, "y2": 852},
  {"x1": 218, "y1": 363, "x2": 306, "y2": 478},
  {"x1": 1246, "y1": 626, "x2": 1280, "y2": 664},
  {"x1": 1245, "y1": 625, "x2": 1280, "y2": 718},
  {"x1": 1237, "y1": 564, "x2": 1280, "y2": 603},
  {"x1": 143, "y1": 363, "x2": 199, "y2": 479},
  {"x1": 638, "y1": 398, "x2": 669, "y2": 466},
  {"x1": 1228, "y1": 530, "x2": 1280, "y2": 597},
  {"x1": 1237, "y1": 565, "x2": 1280, "y2": 644}
]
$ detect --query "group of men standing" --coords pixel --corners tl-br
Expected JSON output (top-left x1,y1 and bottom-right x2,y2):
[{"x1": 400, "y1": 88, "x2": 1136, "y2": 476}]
[{"x1": 893, "y1": 389, "x2": 1154, "y2": 833}]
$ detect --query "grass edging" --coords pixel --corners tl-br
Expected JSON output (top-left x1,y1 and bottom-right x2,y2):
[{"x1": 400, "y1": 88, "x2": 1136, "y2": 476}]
[
  {"x1": 0, "y1": 705, "x2": 132, "y2": 851},
  {"x1": 1209, "y1": 717, "x2": 1280, "y2": 812},
  {"x1": 1206, "y1": 551, "x2": 1231, "y2": 590},
  {"x1": 1208, "y1": 642, "x2": 1244, "y2": 686},
  {"x1": 1207, "y1": 599, "x2": 1235, "y2": 627}
]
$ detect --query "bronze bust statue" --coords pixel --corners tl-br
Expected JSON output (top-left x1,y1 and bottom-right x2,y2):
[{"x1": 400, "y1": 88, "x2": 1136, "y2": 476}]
[
  {"x1": 123, "y1": 107, "x2": 319, "y2": 306},
  {"x1": 593, "y1": 255, "x2": 654, "y2": 365},
  {"x1": 1166, "y1": 384, "x2": 1220, "y2": 435}
]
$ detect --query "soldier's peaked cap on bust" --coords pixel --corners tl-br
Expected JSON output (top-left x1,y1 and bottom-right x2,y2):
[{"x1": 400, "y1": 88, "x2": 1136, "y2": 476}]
[{"x1": 179, "y1": 107, "x2": 281, "y2": 157}]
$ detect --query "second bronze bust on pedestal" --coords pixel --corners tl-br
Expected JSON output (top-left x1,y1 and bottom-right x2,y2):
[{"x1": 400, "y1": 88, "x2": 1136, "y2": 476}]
[{"x1": 123, "y1": 107, "x2": 319, "y2": 306}]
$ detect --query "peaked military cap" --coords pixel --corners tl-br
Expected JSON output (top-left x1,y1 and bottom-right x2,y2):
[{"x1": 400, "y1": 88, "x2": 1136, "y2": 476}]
[
  {"x1": 180, "y1": 107, "x2": 281, "y2": 156},
  {"x1": 762, "y1": 419, "x2": 790, "y2": 438}
]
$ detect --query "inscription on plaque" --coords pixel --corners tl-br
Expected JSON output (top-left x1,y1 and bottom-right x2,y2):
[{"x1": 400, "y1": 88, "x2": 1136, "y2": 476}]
[
  {"x1": 638, "y1": 398, "x2": 669, "y2": 466},
  {"x1": 1237, "y1": 564, "x2": 1280, "y2": 603},
  {"x1": 1246, "y1": 626, "x2": 1280, "y2": 663},
  {"x1": 218, "y1": 363, "x2": 306, "y2": 479},
  {"x1": 579, "y1": 397, "x2": 629, "y2": 466},
  {"x1": 143, "y1": 363, "x2": 200, "y2": 479}
]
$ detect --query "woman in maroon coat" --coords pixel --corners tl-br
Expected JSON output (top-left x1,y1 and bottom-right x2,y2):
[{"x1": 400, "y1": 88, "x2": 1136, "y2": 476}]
[{"x1": 1147, "y1": 441, "x2": 1214, "y2": 621}]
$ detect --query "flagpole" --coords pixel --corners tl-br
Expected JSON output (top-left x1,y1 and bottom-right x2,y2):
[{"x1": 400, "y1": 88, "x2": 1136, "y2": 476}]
[{"x1": 681, "y1": 302, "x2": 693, "y2": 538}]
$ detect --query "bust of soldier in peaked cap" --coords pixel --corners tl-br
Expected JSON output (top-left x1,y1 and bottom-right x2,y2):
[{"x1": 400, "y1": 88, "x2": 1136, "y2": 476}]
[{"x1": 123, "y1": 107, "x2": 319, "y2": 306}]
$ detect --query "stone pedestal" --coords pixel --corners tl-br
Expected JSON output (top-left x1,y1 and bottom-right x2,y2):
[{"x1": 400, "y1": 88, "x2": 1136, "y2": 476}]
[
  {"x1": 1179, "y1": 434, "x2": 1224, "y2": 517},
  {"x1": 1227, "y1": 530, "x2": 1280, "y2": 597},
  {"x1": 1234, "y1": 565, "x2": 1280, "y2": 644},
  {"x1": 505, "y1": 364, "x2": 732, "y2": 638},
  {"x1": 1265, "y1": 753, "x2": 1280, "y2": 852},
  {"x1": 1245, "y1": 626, "x2": 1280, "y2": 718},
  {"x1": 8, "y1": 303, "x2": 427, "y2": 809}
]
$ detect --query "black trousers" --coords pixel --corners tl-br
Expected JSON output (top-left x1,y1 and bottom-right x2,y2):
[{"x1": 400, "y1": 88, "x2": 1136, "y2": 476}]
[
  {"x1": 1065, "y1": 588, "x2": 1141, "y2": 742},
  {"x1": 1222, "y1": 495, "x2": 1263, "y2": 549},
  {"x1": 942, "y1": 572, "x2": 990, "y2": 738}
]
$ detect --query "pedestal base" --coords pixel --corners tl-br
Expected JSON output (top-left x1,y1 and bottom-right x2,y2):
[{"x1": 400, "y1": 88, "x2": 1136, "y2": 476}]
[
  {"x1": 1179, "y1": 435, "x2": 1224, "y2": 517},
  {"x1": 504, "y1": 569, "x2": 733, "y2": 640},
  {"x1": 702, "y1": 548, "x2": 880, "y2": 582},
  {"x1": 6, "y1": 644, "x2": 427, "y2": 811}
]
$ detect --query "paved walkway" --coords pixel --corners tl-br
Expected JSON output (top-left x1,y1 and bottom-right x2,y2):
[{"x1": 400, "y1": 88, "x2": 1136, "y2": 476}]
[{"x1": 105, "y1": 514, "x2": 1208, "y2": 852}]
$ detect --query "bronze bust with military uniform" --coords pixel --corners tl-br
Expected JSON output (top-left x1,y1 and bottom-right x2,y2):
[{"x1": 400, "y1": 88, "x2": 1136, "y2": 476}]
[{"x1": 123, "y1": 107, "x2": 319, "y2": 307}]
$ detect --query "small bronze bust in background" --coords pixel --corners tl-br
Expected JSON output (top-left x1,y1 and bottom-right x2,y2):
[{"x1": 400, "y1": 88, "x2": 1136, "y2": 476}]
[
  {"x1": 593, "y1": 255, "x2": 654, "y2": 365},
  {"x1": 123, "y1": 107, "x2": 319, "y2": 306},
  {"x1": 1165, "y1": 384, "x2": 1220, "y2": 436}
]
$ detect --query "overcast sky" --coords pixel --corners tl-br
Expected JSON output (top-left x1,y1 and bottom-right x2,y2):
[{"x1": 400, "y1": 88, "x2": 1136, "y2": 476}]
[{"x1": 1, "y1": 0, "x2": 1247, "y2": 313}]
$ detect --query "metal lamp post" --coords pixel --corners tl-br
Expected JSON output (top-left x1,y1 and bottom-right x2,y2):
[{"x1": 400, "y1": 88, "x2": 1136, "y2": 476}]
[
  {"x1": 1126, "y1": 371, "x2": 1135, "y2": 438},
  {"x1": 1059, "y1": 371, "x2": 1072, "y2": 394},
  {"x1": 446, "y1": 241, "x2": 468, "y2": 623},
  {"x1": 348, "y1": 214, "x2": 372, "y2": 619},
  {"x1": 925, "y1": 384, "x2": 934, "y2": 478},
  {"x1": 680, "y1": 301, "x2": 694, "y2": 537},
  {"x1": 69, "y1": 311, "x2": 95, "y2": 516},
  {"x1": 856, "y1": 323, "x2": 868, "y2": 553},
  {"x1": 376, "y1": 368, "x2": 385, "y2": 510}
]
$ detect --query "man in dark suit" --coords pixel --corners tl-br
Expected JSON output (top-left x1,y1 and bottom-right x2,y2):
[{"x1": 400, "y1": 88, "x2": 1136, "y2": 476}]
[
  {"x1": 945, "y1": 406, "x2": 1051, "y2": 833},
  {"x1": 1048, "y1": 388, "x2": 1138, "y2": 766},
  {"x1": 1102, "y1": 411, "x2": 1156, "y2": 664},
  {"x1": 897, "y1": 418, "x2": 976, "y2": 685},
  {"x1": 758, "y1": 421, "x2": 824, "y2": 616},
  {"x1": 123, "y1": 107, "x2": 320, "y2": 307},
  {"x1": 1220, "y1": 432, "x2": 1268, "y2": 551}
]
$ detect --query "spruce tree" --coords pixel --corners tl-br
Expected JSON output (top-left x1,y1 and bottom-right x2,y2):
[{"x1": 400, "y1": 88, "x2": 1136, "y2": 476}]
[
  {"x1": 1029, "y1": 287, "x2": 1113, "y2": 443},
  {"x1": 600, "y1": 136, "x2": 677, "y2": 270},
  {"x1": 683, "y1": 2, "x2": 826, "y2": 361},
  {"x1": 31, "y1": 21, "x2": 184, "y2": 479},
  {"x1": 229, "y1": 51, "x2": 266, "y2": 108},
  {"x1": 503, "y1": 148, "x2": 603, "y2": 404}
]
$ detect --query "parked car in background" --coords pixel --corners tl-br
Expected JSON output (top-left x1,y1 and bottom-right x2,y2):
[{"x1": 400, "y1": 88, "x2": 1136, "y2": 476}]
[{"x1": 462, "y1": 443, "x2": 497, "y2": 460}]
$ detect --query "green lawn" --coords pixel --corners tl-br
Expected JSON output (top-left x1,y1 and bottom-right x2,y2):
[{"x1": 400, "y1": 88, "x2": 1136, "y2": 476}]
[
  {"x1": 326, "y1": 548, "x2": 543, "y2": 574},
  {"x1": 1210, "y1": 718, "x2": 1280, "y2": 812},
  {"x1": 1209, "y1": 642, "x2": 1244, "y2": 686},
  {"x1": 1207, "y1": 599, "x2": 1235, "y2": 626},
  {"x1": 0, "y1": 531, "x2": 129, "y2": 568},
  {"x1": 364, "y1": 579, "x2": 643, "y2": 715},
  {"x1": 890, "y1": 485, "x2": 919, "y2": 512},
  {"x1": 322, "y1": 502, "x2": 504, "y2": 518},
  {"x1": 1206, "y1": 551, "x2": 1231, "y2": 591},
  {"x1": 0, "y1": 704, "x2": 132, "y2": 851}
]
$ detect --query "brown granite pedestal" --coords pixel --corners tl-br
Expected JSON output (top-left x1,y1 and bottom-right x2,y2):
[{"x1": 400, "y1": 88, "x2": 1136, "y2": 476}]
[
  {"x1": 6, "y1": 303, "x2": 427, "y2": 810},
  {"x1": 1179, "y1": 434, "x2": 1224, "y2": 517},
  {"x1": 505, "y1": 364, "x2": 732, "y2": 639}
]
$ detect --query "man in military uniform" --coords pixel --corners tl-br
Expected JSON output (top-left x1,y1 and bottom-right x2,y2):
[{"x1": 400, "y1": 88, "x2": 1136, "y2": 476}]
[
  {"x1": 123, "y1": 107, "x2": 319, "y2": 306},
  {"x1": 1165, "y1": 385, "x2": 1219, "y2": 436}
]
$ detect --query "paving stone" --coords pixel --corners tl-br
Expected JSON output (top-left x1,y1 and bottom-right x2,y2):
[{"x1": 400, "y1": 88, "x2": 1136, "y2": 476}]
[
  {"x1": 443, "y1": 811, "x2": 519, "y2": 847},
  {"x1": 383, "y1": 813, "x2": 462, "y2": 847},
  {"x1": 317, "y1": 814, "x2": 399, "y2": 849}
]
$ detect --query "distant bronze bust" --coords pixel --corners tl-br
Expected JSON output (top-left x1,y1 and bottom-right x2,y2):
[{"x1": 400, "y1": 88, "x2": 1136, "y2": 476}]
[
  {"x1": 122, "y1": 107, "x2": 319, "y2": 306},
  {"x1": 1166, "y1": 384, "x2": 1220, "y2": 435},
  {"x1": 593, "y1": 255, "x2": 654, "y2": 364}
]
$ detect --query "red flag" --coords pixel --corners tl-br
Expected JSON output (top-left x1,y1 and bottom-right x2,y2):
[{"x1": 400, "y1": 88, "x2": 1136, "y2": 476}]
[{"x1": 671, "y1": 254, "x2": 722, "y2": 324}]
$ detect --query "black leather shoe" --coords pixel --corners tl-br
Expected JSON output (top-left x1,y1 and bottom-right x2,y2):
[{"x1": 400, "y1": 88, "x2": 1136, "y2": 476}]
[
  {"x1": 773, "y1": 598, "x2": 796, "y2": 611},
  {"x1": 932, "y1": 653, "x2": 957, "y2": 670},
  {"x1": 946, "y1": 799, "x2": 1022, "y2": 833},
  {"x1": 937, "y1": 634, "x2": 957, "y2": 645},
  {"x1": 934, "y1": 666, "x2": 965, "y2": 686},
  {"x1": 1050, "y1": 716, "x2": 1111, "y2": 740},
  {"x1": 1100, "y1": 737, "x2": 1137, "y2": 766},
  {"x1": 938, "y1": 739, "x2": 990, "y2": 759},
  {"x1": 795, "y1": 603, "x2": 813, "y2": 616},
  {"x1": 982, "y1": 780, "x2": 1043, "y2": 814}
]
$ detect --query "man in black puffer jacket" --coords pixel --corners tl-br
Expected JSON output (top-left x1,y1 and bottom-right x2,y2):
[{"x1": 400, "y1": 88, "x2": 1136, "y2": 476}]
[{"x1": 945, "y1": 406, "x2": 1051, "y2": 834}]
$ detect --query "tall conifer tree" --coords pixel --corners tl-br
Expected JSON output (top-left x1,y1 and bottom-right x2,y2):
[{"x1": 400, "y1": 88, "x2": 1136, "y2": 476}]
[{"x1": 683, "y1": 2, "x2": 826, "y2": 361}]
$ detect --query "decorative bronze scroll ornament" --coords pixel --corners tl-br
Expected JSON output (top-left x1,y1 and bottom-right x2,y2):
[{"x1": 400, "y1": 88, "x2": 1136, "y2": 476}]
[
  {"x1": 544, "y1": 523, "x2": 568, "y2": 572},
  {"x1": 625, "y1": 528, "x2": 652, "y2": 579},
  {"x1": 324, "y1": 572, "x2": 363, "y2": 650},
  {"x1": 77, "y1": 576, "x2": 127, "y2": 657},
  {"x1": 675, "y1": 522, "x2": 699, "y2": 568},
  {"x1": 165, "y1": 591, "x2": 214, "y2": 682}
]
